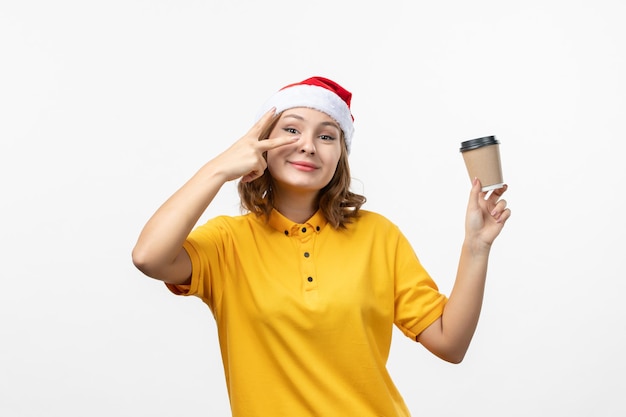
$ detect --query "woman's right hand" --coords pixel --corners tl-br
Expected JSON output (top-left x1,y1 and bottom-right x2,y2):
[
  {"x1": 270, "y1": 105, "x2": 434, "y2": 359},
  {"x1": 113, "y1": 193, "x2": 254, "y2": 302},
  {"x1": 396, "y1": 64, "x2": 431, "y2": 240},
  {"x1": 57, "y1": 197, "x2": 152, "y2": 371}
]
[
  {"x1": 213, "y1": 108, "x2": 299, "y2": 183},
  {"x1": 132, "y1": 108, "x2": 298, "y2": 284}
]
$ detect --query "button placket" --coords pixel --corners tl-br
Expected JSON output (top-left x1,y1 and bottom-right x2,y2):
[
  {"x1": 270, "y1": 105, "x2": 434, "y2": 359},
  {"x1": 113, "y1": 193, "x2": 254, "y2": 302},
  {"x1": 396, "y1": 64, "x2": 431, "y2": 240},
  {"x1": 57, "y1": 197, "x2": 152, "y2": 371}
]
[
  {"x1": 286, "y1": 221, "x2": 318, "y2": 294},
  {"x1": 298, "y1": 229, "x2": 317, "y2": 291}
]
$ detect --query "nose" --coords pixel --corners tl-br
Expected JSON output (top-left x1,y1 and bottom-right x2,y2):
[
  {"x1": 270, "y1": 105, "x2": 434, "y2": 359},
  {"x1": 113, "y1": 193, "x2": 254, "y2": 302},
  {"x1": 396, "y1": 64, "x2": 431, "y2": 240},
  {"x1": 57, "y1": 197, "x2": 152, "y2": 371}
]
[{"x1": 298, "y1": 133, "x2": 316, "y2": 155}]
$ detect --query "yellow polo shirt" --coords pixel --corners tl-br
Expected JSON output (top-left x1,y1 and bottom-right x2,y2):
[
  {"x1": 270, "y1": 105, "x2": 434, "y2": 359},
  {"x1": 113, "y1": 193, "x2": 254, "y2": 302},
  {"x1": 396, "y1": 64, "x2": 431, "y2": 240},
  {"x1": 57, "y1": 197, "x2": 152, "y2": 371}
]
[{"x1": 167, "y1": 209, "x2": 447, "y2": 417}]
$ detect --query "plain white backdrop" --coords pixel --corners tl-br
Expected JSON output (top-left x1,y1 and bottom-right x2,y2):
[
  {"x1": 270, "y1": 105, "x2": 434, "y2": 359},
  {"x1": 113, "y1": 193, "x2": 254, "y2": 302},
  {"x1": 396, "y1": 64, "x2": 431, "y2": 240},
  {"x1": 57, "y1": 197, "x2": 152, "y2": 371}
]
[{"x1": 2, "y1": 1, "x2": 625, "y2": 416}]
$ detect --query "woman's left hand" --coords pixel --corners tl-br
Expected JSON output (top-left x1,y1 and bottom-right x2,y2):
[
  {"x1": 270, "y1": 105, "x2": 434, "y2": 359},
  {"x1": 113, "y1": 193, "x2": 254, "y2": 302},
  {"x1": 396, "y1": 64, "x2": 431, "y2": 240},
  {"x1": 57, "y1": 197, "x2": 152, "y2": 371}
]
[{"x1": 465, "y1": 178, "x2": 511, "y2": 250}]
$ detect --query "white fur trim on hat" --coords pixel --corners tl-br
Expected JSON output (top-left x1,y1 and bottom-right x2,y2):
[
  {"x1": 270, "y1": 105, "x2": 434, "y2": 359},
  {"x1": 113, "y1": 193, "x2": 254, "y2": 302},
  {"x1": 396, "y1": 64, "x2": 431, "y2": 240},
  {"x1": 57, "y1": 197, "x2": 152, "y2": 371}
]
[{"x1": 256, "y1": 84, "x2": 355, "y2": 153}]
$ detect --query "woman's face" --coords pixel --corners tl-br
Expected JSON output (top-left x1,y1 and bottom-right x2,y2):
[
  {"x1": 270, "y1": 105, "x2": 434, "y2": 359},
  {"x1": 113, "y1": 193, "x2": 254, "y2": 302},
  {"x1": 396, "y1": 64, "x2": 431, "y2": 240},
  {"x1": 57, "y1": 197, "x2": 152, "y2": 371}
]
[{"x1": 266, "y1": 107, "x2": 343, "y2": 195}]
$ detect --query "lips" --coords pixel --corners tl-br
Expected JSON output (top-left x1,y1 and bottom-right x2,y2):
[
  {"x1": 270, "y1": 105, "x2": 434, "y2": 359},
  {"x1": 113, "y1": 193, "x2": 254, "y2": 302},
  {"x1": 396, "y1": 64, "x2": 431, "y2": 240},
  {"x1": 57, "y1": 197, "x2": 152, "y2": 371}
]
[{"x1": 289, "y1": 161, "x2": 318, "y2": 171}]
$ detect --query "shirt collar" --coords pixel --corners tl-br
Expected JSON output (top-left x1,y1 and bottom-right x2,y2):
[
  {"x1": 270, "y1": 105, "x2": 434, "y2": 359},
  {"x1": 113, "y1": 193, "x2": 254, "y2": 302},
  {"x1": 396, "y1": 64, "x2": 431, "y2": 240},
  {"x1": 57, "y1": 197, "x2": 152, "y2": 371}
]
[{"x1": 267, "y1": 208, "x2": 327, "y2": 237}]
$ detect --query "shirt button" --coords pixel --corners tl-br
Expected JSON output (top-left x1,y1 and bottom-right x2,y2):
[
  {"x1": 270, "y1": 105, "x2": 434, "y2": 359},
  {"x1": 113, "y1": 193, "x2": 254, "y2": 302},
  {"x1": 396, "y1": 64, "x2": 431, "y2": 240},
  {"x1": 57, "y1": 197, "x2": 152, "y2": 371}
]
[
  {"x1": 316, "y1": 226, "x2": 320, "y2": 231},
  {"x1": 284, "y1": 230, "x2": 289, "y2": 236},
  {"x1": 302, "y1": 227, "x2": 307, "y2": 233},
  {"x1": 304, "y1": 252, "x2": 310, "y2": 258},
  {"x1": 307, "y1": 276, "x2": 313, "y2": 282}
]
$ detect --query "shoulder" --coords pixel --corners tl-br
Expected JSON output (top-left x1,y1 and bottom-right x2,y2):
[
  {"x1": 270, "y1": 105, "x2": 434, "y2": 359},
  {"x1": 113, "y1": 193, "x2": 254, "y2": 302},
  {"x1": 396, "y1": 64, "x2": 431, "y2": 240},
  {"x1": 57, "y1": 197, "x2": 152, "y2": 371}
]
[
  {"x1": 350, "y1": 210, "x2": 401, "y2": 234},
  {"x1": 337, "y1": 211, "x2": 415, "y2": 257},
  {"x1": 192, "y1": 213, "x2": 261, "y2": 237},
  {"x1": 355, "y1": 210, "x2": 396, "y2": 226},
  {"x1": 203, "y1": 213, "x2": 257, "y2": 227}
]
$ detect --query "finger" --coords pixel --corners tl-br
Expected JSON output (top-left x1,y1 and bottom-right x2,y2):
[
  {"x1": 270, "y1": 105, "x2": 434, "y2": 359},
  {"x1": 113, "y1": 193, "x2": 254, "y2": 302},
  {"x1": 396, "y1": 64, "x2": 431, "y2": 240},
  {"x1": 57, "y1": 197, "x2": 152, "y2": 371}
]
[
  {"x1": 494, "y1": 199, "x2": 508, "y2": 211},
  {"x1": 495, "y1": 207, "x2": 512, "y2": 224},
  {"x1": 240, "y1": 154, "x2": 269, "y2": 183},
  {"x1": 491, "y1": 184, "x2": 508, "y2": 198},
  {"x1": 485, "y1": 183, "x2": 507, "y2": 209},
  {"x1": 241, "y1": 164, "x2": 267, "y2": 183},
  {"x1": 490, "y1": 199, "x2": 508, "y2": 220},
  {"x1": 248, "y1": 107, "x2": 277, "y2": 135},
  {"x1": 241, "y1": 170, "x2": 261, "y2": 183},
  {"x1": 468, "y1": 177, "x2": 482, "y2": 209},
  {"x1": 258, "y1": 135, "x2": 300, "y2": 151}
]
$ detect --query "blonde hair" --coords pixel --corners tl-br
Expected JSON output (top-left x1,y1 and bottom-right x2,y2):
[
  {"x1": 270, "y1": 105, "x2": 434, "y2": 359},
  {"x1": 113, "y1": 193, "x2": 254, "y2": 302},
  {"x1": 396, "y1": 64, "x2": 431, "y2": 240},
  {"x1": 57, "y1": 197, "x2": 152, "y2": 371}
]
[{"x1": 238, "y1": 114, "x2": 366, "y2": 229}]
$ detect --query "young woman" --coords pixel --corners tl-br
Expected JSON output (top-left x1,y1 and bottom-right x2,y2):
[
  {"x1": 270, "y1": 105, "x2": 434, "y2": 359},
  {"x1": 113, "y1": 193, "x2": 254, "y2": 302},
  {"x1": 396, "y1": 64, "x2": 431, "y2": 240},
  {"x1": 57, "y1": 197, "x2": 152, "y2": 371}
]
[{"x1": 132, "y1": 76, "x2": 511, "y2": 416}]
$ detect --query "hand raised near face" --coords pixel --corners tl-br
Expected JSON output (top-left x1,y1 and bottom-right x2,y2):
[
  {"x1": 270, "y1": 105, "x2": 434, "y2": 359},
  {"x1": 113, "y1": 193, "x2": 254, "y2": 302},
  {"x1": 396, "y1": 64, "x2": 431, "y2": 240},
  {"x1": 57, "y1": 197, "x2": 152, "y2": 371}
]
[{"x1": 212, "y1": 108, "x2": 299, "y2": 183}]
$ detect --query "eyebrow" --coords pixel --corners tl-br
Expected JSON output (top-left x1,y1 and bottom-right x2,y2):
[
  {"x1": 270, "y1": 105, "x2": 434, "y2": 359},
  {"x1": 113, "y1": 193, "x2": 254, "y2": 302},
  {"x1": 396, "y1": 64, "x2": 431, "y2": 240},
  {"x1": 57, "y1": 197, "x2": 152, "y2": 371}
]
[{"x1": 282, "y1": 113, "x2": 341, "y2": 130}]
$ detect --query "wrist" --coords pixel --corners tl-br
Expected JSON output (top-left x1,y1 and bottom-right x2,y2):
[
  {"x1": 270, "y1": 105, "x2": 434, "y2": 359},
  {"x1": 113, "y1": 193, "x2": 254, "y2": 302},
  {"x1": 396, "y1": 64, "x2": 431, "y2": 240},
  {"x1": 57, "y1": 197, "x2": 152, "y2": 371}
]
[
  {"x1": 198, "y1": 159, "x2": 232, "y2": 184},
  {"x1": 462, "y1": 238, "x2": 491, "y2": 258}
]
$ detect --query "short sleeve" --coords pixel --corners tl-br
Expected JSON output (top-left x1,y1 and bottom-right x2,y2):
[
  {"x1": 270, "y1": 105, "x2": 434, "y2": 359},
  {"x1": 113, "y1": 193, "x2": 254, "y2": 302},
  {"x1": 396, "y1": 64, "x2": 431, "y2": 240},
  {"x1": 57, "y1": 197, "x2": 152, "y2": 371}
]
[
  {"x1": 164, "y1": 217, "x2": 231, "y2": 314},
  {"x1": 393, "y1": 231, "x2": 448, "y2": 340}
]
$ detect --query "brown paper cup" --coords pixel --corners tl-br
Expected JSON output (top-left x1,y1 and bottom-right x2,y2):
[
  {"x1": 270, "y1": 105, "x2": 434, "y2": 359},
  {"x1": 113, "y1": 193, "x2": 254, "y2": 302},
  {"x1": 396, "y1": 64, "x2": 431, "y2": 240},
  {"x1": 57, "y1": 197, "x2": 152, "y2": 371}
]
[{"x1": 460, "y1": 136, "x2": 504, "y2": 197}]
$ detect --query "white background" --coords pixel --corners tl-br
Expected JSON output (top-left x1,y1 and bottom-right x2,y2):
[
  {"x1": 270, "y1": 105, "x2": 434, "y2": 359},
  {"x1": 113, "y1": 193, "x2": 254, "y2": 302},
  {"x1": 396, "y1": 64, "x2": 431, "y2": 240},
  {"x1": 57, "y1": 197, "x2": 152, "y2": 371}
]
[{"x1": 2, "y1": 1, "x2": 625, "y2": 416}]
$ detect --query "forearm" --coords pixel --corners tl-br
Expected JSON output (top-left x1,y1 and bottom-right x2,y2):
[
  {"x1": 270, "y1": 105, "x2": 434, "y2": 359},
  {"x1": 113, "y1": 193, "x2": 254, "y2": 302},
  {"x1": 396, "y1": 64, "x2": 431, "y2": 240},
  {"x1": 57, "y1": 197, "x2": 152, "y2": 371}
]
[
  {"x1": 132, "y1": 161, "x2": 228, "y2": 279},
  {"x1": 418, "y1": 239, "x2": 491, "y2": 363},
  {"x1": 441, "y1": 240, "x2": 491, "y2": 356}
]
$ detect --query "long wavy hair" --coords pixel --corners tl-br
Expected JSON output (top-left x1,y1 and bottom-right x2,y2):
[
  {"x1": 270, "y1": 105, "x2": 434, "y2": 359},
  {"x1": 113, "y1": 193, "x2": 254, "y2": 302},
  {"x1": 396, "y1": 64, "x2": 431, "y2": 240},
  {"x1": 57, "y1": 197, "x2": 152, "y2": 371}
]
[{"x1": 238, "y1": 113, "x2": 366, "y2": 229}]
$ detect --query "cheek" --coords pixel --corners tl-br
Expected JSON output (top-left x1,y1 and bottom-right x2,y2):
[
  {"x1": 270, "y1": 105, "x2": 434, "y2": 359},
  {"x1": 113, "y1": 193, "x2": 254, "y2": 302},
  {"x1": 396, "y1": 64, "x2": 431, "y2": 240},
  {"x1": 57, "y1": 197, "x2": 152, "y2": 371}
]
[{"x1": 326, "y1": 148, "x2": 342, "y2": 168}]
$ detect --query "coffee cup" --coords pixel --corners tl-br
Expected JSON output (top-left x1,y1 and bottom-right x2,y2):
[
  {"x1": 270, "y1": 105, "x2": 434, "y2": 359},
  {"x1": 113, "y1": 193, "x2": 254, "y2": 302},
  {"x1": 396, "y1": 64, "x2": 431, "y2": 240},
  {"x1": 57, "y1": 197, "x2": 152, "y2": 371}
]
[{"x1": 460, "y1": 135, "x2": 504, "y2": 199}]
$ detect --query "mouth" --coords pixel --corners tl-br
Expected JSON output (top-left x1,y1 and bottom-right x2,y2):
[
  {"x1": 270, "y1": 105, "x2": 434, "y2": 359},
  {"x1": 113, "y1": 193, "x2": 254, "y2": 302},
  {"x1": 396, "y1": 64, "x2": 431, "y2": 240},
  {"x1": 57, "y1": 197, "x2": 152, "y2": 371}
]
[{"x1": 289, "y1": 161, "x2": 318, "y2": 172}]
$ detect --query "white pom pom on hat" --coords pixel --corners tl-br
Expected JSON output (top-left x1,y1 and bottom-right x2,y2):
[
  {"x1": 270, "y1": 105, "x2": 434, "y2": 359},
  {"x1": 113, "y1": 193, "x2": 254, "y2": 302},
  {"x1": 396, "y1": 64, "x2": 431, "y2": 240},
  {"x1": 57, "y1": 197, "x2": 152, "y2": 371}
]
[{"x1": 256, "y1": 76, "x2": 355, "y2": 153}]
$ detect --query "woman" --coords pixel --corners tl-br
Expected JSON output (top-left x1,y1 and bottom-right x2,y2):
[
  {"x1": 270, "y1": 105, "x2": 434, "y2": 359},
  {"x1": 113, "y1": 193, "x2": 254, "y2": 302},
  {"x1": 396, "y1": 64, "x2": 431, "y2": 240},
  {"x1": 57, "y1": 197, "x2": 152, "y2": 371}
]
[{"x1": 132, "y1": 76, "x2": 511, "y2": 416}]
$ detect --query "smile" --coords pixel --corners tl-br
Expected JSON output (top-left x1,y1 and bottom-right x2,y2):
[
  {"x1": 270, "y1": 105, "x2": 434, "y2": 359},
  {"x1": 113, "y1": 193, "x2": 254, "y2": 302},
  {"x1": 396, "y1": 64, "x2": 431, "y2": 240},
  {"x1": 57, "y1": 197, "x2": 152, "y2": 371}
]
[{"x1": 289, "y1": 161, "x2": 318, "y2": 172}]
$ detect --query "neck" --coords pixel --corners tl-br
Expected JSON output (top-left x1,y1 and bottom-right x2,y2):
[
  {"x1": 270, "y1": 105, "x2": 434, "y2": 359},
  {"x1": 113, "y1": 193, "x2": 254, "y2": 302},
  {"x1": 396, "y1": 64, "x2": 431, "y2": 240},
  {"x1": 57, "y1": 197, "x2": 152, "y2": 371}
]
[{"x1": 273, "y1": 190, "x2": 318, "y2": 224}]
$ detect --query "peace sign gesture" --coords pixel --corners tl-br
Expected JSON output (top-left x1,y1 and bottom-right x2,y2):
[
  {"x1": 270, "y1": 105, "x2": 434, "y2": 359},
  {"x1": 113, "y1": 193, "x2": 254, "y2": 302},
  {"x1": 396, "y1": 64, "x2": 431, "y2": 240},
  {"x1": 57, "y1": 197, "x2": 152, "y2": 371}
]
[{"x1": 213, "y1": 108, "x2": 299, "y2": 183}]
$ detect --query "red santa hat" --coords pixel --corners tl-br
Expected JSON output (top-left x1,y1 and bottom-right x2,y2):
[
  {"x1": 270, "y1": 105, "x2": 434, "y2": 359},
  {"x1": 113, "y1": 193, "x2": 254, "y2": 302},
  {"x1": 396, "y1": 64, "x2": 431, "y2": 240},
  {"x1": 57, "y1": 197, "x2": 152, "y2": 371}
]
[{"x1": 257, "y1": 76, "x2": 355, "y2": 153}]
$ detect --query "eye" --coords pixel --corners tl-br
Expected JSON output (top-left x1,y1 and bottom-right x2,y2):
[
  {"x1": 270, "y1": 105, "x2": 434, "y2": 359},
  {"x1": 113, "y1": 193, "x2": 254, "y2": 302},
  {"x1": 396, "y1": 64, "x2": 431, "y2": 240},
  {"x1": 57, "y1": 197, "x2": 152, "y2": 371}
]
[
  {"x1": 283, "y1": 127, "x2": 299, "y2": 135},
  {"x1": 319, "y1": 134, "x2": 336, "y2": 141}
]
